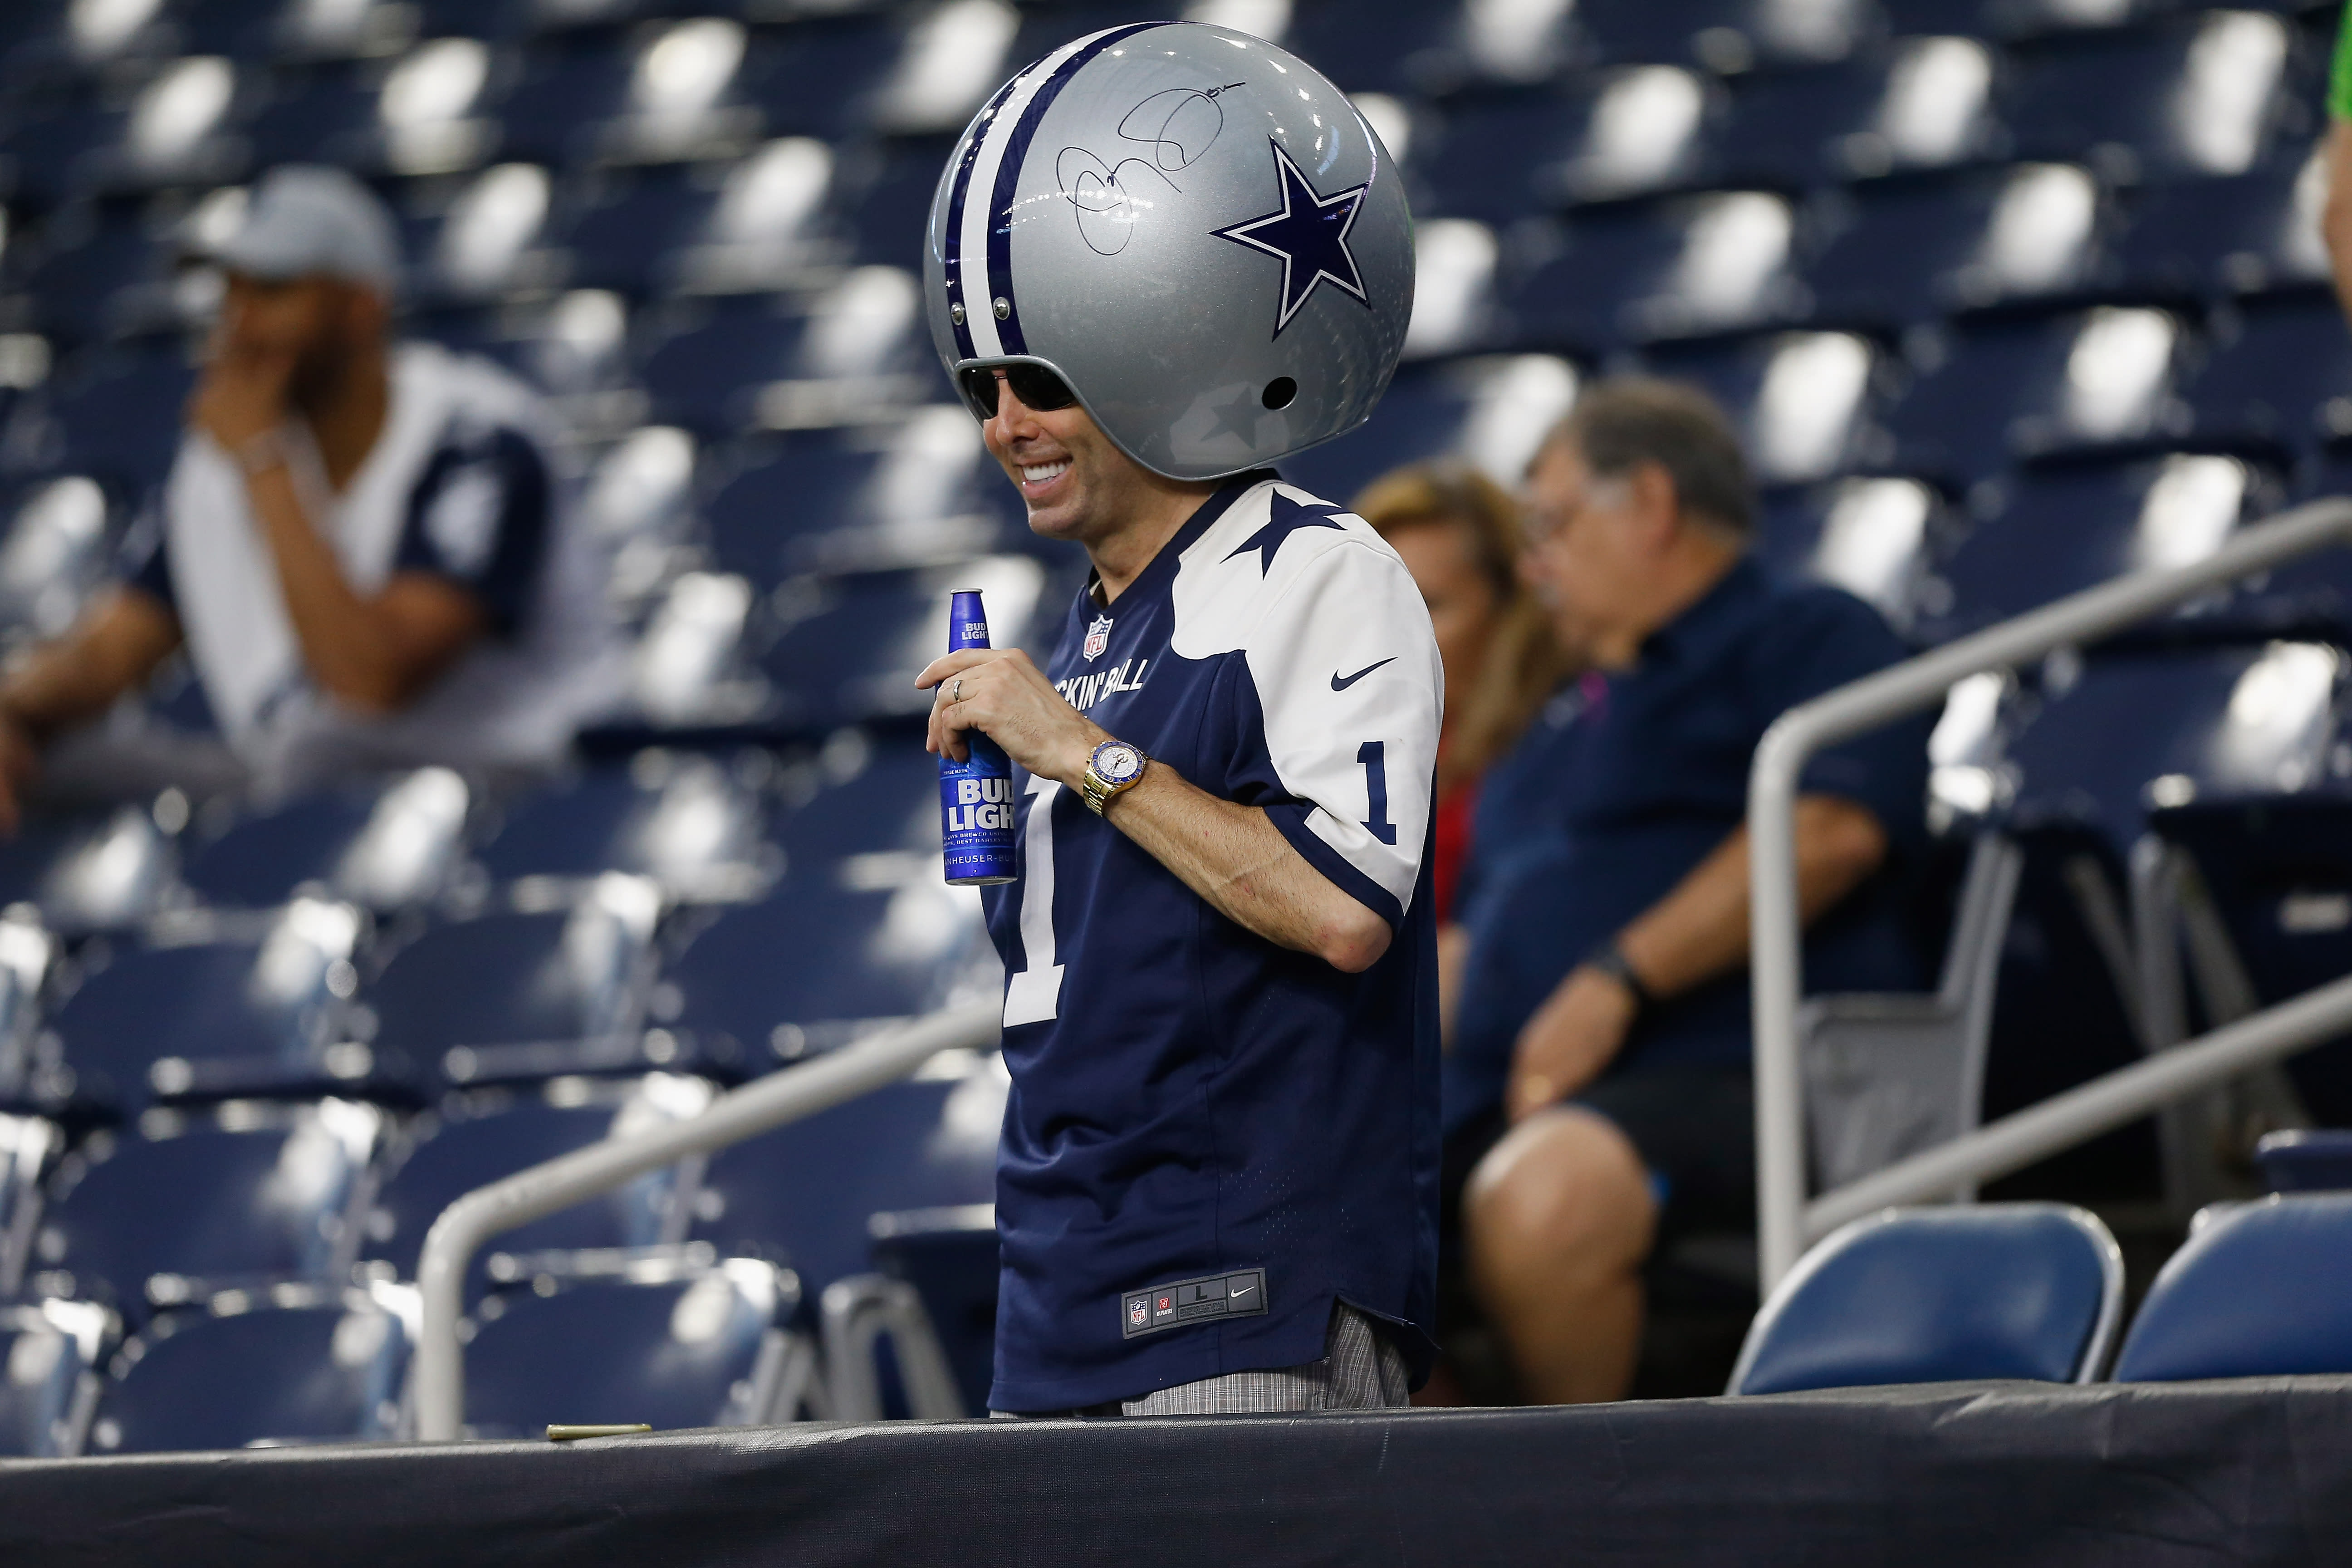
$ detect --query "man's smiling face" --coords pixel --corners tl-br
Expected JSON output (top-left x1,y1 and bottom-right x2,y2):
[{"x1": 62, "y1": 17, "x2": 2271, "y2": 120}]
[{"x1": 976, "y1": 370, "x2": 1164, "y2": 549}]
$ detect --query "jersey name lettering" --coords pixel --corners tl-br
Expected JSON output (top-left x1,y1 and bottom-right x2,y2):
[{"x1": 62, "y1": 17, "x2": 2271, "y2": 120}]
[{"x1": 1054, "y1": 658, "x2": 1151, "y2": 713}]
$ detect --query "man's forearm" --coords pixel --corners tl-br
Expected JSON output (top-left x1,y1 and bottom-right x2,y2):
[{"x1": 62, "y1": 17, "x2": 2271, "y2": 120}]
[
  {"x1": 1103, "y1": 763, "x2": 1392, "y2": 973},
  {"x1": 1614, "y1": 797, "x2": 1889, "y2": 1002},
  {"x1": 0, "y1": 588, "x2": 181, "y2": 741}
]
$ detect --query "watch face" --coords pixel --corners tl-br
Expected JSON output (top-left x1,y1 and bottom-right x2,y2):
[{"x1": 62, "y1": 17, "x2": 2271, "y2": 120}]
[{"x1": 1094, "y1": 742, "x2": 1143, "y2": 784}]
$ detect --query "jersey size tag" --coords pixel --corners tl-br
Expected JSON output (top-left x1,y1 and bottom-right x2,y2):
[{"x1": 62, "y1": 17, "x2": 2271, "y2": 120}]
[{"x1": 1121, "y1": 1269, "x2": 1267, "y2": 1338}]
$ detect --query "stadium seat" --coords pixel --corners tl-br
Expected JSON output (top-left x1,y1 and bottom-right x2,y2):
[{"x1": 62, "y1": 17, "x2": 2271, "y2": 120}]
[
  {"x1": 1715, "y1": 38, "x2": 2001, "y2": 188},
  {"x1": 33, "y1": 1100, "x2": 384, "y2": 1320},
  {"x1": 2111, "y1": 1192, "x2": 2352, "y2": 1380},
  {"x1": 179, "y1": 768, "x2": 473, "y2": 911},
  {"x1": 1914, "y1": 454, "x2": 2278, "y2": 644},
  {"x1": 1281, "y1": 353, "x2": 1582, "y2": 505},
  {"x1": 462, "y1": 1258, "x2": 795, "y2": 1438},
  {"x1": 476, "y1": 752, "x2": 777, "y2": 904},
  {"x1": 2114, "y1": 154, "x2": 2329, "y2": 302},
  {"x1": 661, "y1": 135, "x2": 840, "y2": 291},
  {"x1": 359, "y1": 1073, "x2": 711, "y2": 1288},
  {"x1": 641, "y1": 267, "x2": 927, "y2": 436},
  {"x1": 0, "y1": 1113, "x2": 60, "y2": 1294},
  {"x1": 1416, "y1": 72, "x2": 1716, "y2": 225},
  {"x1": 703, "y1": 413, "x2": 1011, "y2": 585},
  {"x1": 2149, "y1": 795, "x2": 2352, "y2": 1125},
  {"x1": 1802, "y1": 165, "x2": 2110, "y2": 330},
  {"x1": 0, "y1": 473, "x2": 113, "y2": 643},
  {"x1": 1882, "y1": 307, "x2": 2192, "y2": 484},
  {"x1": 549, "y1": 163, "x2": 712, "y2": 298},
  {"x1": 867, "y1": 1204, "x2": 998, "y2": 1415},
  {"x1": 12, "y1": 203, "x2": 176, "y2": 346},
  {"x1": 1282, "y1": 0, "x2": 1468, "y2": 96},
  {"x1": 2005, "y1": 12, "x2": 2300, "y2": 185},
  {"x1": 1754, "y1": 475, "x2": 1947, "y2": 629},
  {"x1": 240, "y1": 59, "x2": 380, "y2": 172},
  {"x1": 37, "y1": 899, "x2": 366, "y2": 1115},
  {"x1": 0, "y1": 805, "x2": 177, "y2": 935},
  {"x1": 1501, "y1": 192, "x2": 1804, "y2": 353},
  {"x1": 775, "y1": 736, "x2": 945, "y2": 869},
  {"x1": 24, "y1": 339, "x2": 198, "y2": 495},
  {"x1": 1577, "y1": 0, "x2": 1872, "y2": 71},
  {"x1": 756, "y1": 556, "x2": 1044, "y2": 732},
  {"x1": 1644, "y1": 331, "x2": 1886, "y2": 487},
  {"x1": 88, "y1": 1291, "x2": 409, "y2": 1453},
  {"x1": 738, "y1": 12, "x2": 904, "y2": 142},
  {"x1": 2254, "y1": 1128, "x2": 2352, "y2": 1193},
  {"x1": 0, "y1": 1298, "x2": 108, "y2": 1456},
  {"x1": 691, "y1": 1058, "x2": 1002, "y2": 1296},
  {"x1": 364, "y1": 878, "x2": 661, "y2": 1088},
  {"x1": 1728, "y1": 1204, "x2": 2124, "y2": 1395},
  {"x1": 661, "y1": 878, "x2": 984, "y2": 1069},
  {"x1": 2185, "y1": 293, "x2": 2352, "y2": 459},
  {"x1": 402, "y1": 162, "x2": 561, "y2": 303}
]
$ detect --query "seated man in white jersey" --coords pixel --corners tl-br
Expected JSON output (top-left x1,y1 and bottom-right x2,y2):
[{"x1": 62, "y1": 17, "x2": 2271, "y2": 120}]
[
  {"x1": 0, "y1": 165, "x2": 616, "y2": 825},
  {"x1": 914, "y1": 21, "x2": 1441, "y2": 1416}
]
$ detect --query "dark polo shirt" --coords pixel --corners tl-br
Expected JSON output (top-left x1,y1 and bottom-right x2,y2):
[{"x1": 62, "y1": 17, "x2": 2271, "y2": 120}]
[{"x1": 1445, "y1": 555, "x2": 1933, "y2": 1138}]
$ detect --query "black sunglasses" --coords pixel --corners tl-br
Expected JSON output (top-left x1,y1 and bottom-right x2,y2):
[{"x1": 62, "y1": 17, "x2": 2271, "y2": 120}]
[{"x1": 956, "y1": 363, "x2": 1079, "y2": 421}]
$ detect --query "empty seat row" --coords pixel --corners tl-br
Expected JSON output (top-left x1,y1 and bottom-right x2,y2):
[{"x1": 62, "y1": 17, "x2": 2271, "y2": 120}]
[{"x1": 1731, "y1": 1191, "x2": 2352, "y2": 1396}]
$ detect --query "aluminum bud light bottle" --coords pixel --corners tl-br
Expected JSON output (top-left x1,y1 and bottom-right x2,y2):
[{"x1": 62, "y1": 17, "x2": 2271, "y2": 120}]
[{"x1": 941, "y1": 589, "x2": 1017, "y2": 885}]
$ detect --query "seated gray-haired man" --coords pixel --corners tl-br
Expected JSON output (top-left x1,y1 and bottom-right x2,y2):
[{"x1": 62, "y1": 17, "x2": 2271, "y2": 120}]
[{"x1": 0, "y1": 165, "x2": 617, "y2": 826}]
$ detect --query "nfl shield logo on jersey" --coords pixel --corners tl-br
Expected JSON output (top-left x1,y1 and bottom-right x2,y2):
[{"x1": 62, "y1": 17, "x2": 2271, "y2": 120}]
[{"x1": 1083, "y1": 615, "x2": 1114, "y2": 661}]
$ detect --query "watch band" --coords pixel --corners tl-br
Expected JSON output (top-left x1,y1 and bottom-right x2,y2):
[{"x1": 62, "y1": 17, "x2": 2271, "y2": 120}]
[
  {"x1": 1080, "y1": 741, "x2": 1148, "y2": 816},
  {"x1": 233, "y1": 428, "x2": 291, "y2": 480},
  {"x1": 1585, "y1": 938, "x2": 1658, "y2": 1017}
]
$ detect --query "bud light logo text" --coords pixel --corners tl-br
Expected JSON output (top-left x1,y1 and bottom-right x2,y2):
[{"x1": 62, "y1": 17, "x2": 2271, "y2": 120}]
[{"x1": 946, "y1": 774, "x2": 1014, "y2": 831}]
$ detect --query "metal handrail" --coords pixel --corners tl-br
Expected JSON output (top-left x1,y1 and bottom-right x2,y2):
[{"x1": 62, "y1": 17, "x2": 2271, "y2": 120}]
[
  {"x1": 1749, "y1": 497, "x2": 2352, "y2": 1291},
  {"x1": 413, "y1": 1000, "x2": 1003, "y2": 1442}
]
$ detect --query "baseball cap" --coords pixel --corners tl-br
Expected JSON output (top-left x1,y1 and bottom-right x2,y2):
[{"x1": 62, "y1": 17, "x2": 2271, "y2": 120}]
[{"x1": 205, "y1": 165, "x2": 402, "y2": 293}]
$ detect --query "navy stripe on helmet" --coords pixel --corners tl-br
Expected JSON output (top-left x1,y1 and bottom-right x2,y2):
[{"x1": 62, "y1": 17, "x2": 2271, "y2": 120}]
[
  {"x1": 985, "y1": 22, "x2": 1160, "y2": 358},
  {"x1": 943, "y1": 74, "x2": 1023, "y2": 363}
]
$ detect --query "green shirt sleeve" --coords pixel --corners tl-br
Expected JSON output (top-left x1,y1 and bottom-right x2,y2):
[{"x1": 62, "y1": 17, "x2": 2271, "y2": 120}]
[{"x1": 2332, "y1": 5, "x2": 2352, "y2": 122}]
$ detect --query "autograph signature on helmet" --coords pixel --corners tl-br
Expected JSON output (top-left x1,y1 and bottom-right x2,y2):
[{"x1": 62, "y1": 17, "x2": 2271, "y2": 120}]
[{"x1": 1056, "y1": 83, "x2": 1247, "y2": 257}]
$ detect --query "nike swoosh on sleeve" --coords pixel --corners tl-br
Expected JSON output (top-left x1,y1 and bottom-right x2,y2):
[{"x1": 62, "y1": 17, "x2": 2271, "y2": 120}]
[{"x1": 1330, "y1": 657, "x2": 1396, "y2": 691}]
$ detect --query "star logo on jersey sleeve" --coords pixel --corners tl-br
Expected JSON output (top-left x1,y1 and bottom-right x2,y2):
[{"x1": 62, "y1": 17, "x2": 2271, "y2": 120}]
[
  {"x1": 1223, "y1": 491, "x2": 1348, "y2": 576},
  {"x1": 1210, "y1": 140, "x2": 1371, "y2": 338}
]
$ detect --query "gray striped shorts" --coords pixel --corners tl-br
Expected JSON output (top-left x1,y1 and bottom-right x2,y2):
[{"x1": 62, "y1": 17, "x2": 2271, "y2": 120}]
[{"x1": 993, "y1": 1302, "x2": 1411, "y2": 1418}]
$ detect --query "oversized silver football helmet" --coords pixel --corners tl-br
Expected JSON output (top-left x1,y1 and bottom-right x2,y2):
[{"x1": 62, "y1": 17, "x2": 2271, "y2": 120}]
[{"x1": 923, "y1": 21, "x2": 1414, "y2": 481}]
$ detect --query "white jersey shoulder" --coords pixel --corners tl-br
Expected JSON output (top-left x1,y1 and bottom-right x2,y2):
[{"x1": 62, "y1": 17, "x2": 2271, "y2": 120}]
[{"x1": 1172, "y1": 478, "x2": 1443, "y2": 917}]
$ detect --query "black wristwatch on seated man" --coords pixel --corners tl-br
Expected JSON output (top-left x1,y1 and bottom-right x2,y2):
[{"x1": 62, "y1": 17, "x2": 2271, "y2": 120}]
[{"x1": 1584, "y1": 938, "x2": 1659, "y2": 1019}]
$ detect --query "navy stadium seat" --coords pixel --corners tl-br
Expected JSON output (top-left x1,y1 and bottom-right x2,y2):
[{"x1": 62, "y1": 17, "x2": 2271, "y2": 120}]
[
  {"x1": 1577, "y1": 0, "x2": 1874, "y2": 70},
  {"x1": 0, "y1": 1113, "x2": 60, "y2": 1294},
  {"x1": 642, "y1": 269, "x2": 927, "y2": 436},
  {"x1": 14, "y1": 203, "x2": 176, "y2": 345},
  {"x1": 0, "y1": 1298, "x2": 105, "y2": 1456},
  {"x1": 241, "y1": 59, "x2": 380, "y2": 171},
  {"x1": 27, "y1": 340, "x2": 198, "y2": 495},
  {"x1": 2004, "y1": 13, "x2": 2303, "y2": 185},
  {"x1": 662, "y1": 879, "x2": 982, "y2": 1069},
  {"x1": 2111, "y1": 1192, "x2": 2352, "y2": 1380},
  {"x1": 1281, "y1": 0, "x2": 1467, "y2": 96},
  {"x1": 179, "y1": 768, "x2": 473, "y2": 912},
  {"x1": 1753, "y1": 475, "x2": 1948, "y2": 631},
  {"x1": 1728, "y1": 1204, "x2": 2123, "y2": 1395},
  {"x1": 476, "y1": 753, "x2": 776, "y2": 904},
  {"x1": 364, "y1": 891, "x2": 659, "y2": 1088},
  {"x1": 0, "y1": 805, "x2": 177, "y2": 935},
  {"x1": 1882, "y1": 307, "x2": 2192, "y2": 484},
  {"x1": 462, "y1": 1259, "x2": 792, "y2": 1438},
  {"x1": 703, "y1": 416, "x2": 1012, "y2": 585},
  {"x1": 1279, "y1": 353, "x2": 1582, "y2": 505},
  {"x1": 33, "y1": 1102, "x2": 383, "y2": 1319},
  {"x1": 358, "y1": 1074, "x2": 710, "y2": 1286},
  {"x1": 1716, "y1": 38, "x2": 2003, "y2": 188},
  {"x1": 1803, "y1": 165, "x2": 2112, "y2": 330},
  {"x1": 88, "y1": 1293, "x2": 408, "y2": 1453},
  {"x1": 756, "y1": 557, "x2": 1044, "y2": 732},
  {"x1": 1500, "y1": 192, "x2": 1803, "y2": 354},
  {"x1": 2150, "y1": 796, "x2": 2352, "y2": 1124},
  {"x1": 0, "y1": 473, "x2": 116, "y2": 643},
  {"x1": 1416, "y1": 74, "x2": 1716, "y2": 225},
  {"x1": 1915, "y1": 455, "x2": 2280, "y2": 644},
  {"x1": 691, "y1": 1063, "x2": 1001, "y2": 1297},
  {"x1": 830, "y1": 136, "x2": 953, "y2": 269},
  {"x1": 2114, "y1": 158, "x2": 2330, "y2": 302},
  {"x1": 738, "y1": 13, "x2": 902, "y2": 141},
  {"x1": 549, "y1": 163, "x2": 711, "y2": 297},
  {"x1": 1644, "y1": 330, "x2": 1886, "y2": 487},
  {"x1": 2254, "y1": 1128, "x2": 2352, "y2": 1193},
  {"x1": 38, "y1": 901, "x2": 366, "y2": 1115},
  {"x1": 776, "y1": 739, "x2": 943, "y2": 868},
  {"x1": 868, "y1": 1206, "x2": 998, "y2": 1415},
  {"x1": 2185, "y1": 293, "x2": 2352, "y2": 459}
]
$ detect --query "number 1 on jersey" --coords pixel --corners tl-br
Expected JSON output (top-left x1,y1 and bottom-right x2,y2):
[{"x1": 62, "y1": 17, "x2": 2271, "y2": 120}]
[
  {"x1": 1357, "y1": 741, "x2": 1398, "y2": 845},
  {"x1": 1002, "y1": 775, "x2": 1066, "y2": 1026}
]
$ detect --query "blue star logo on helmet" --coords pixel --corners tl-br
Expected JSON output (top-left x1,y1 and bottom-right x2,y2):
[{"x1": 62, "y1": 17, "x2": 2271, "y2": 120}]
[{"x1": 1211, "y1": 140, "x2": 1371, "y2": 339}]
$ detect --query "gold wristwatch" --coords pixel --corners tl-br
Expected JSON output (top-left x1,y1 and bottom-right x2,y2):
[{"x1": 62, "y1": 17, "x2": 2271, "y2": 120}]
[{"x1": 1080, "y1": 738, "x2": 1149, "y2": 815}]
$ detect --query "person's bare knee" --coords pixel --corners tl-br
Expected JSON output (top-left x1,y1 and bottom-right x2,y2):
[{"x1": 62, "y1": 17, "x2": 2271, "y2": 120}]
[{"x1": 1465, "y1": 1107, "x2": 1658, "y2": 1284}]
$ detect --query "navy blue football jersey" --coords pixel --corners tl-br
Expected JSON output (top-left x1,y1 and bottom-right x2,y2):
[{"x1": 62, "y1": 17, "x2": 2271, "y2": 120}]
[{"x1": 980, "y1": 471, "x2": 1444, "y2": 1412}]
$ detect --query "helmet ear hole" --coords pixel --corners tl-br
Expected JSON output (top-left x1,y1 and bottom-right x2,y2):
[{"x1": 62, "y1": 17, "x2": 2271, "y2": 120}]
[{"x1": 1261, "y1": 377, "x2": 1298, "y2": 411}]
